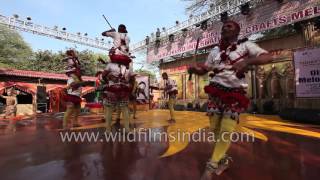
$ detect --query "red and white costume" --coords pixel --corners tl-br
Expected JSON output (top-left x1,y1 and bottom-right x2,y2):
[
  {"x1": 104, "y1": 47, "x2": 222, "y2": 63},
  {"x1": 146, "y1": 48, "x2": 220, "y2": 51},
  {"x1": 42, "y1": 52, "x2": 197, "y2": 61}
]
[
  {"x1": 102, "y1": 63, "x2": 134, "y2": 106},
  {"x1": 104, "y1": 30, "x2": 131, "y2": 66},
  {"x1": 63, "y1": 56, "x2": 82, "y2": 106},
  {"x1": 204, "y1": 40, "x2": 268, "y2": 120},
  {"x1": 104, "y1": 31, "x2": 130, "y2": 56},
  {"x1": 164, "y1": 78, "x2": 178, "y2": 99},
  {"x1": 64, "y1": 56, "x2": 82, "y2": 79},
  {"x1": 64, "y1": 77, "x2": 82, "y2": 106},
  {"x1": 100, "y1": 26, "x2": 135, "y2": 107}
]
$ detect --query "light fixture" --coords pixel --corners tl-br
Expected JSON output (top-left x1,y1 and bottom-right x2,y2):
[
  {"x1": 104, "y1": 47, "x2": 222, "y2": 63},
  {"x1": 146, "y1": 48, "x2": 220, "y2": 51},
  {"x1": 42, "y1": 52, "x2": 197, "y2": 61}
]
[
  {"x1": 220, "y1": 12, "x2": 228, "y2": 22},
  {"x1": 62, "y1": 27, "x2": 66, "y2": 31},
  {"x1": 145, "y1": 36, "x2": 150, "y2": 45},
  {"x1": 240, "y1": 3, "x2": 250, "y2": 15},
  {"x1": 201, "y1": 20, "x2": 208, "y2": 30},
  {"x1": 181, "y1": 28, "x2": 188, "y2": 37},
  {"x1": 26, "y1": 16, "x2": 32, "y2": 21},
  {"x1": 209, "y1": 3, "x2": 214, "y2": 9},
  {"x1": 13, "y1": 14, "x2": 19, "y2": 18},
  {"x1": 156, "y1": 28, "x2": 161, "y2": 38},
  {"x1": 169, "y1": 34, "x2": 174, "y2": 42}
]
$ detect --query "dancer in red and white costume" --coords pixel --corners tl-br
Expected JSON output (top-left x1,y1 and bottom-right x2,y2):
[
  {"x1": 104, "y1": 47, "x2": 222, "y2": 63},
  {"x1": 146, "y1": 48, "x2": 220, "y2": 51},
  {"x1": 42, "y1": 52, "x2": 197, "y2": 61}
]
[
  {"x1": 161, "y1": 72, "x2": 178, "y2": 123},
  {"x1": 100, "y1": 24, "x2": 135, "y2": 133},
  {"x1": 62, "y1": 50, "x2": 89, "y2": 129},
  {"x1": 189, "y1": 21, "x2": 273, "y2": 176}
]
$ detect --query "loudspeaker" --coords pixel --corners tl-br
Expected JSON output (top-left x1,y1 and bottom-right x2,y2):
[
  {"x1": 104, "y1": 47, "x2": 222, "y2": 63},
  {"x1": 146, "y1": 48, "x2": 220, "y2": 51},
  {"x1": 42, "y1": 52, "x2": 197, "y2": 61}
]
[
  {"x1": 174, "y1": 104, "x2": 185, "y2": 111},
  {"x1": 200, "y1": 102, "x2": 208, "y2": 112},
  {"x1": 240, "y1": 3, "x2": 250, "y2": 15},
  {"x1": 279, "y1": 108, "x2": 320, "y2": 125},
  {"x1": 187, "y1": 103, "x2": 194, "y2": 111},
  {"x1": 37, "y1": 86, "x2": 47, "y2": 103},
  {"x1": 263, "y1": 100, "x2": 275, "y2": 114},
  {"x1": 220, "y1": 12, "x2": 228, "y2": 22}
]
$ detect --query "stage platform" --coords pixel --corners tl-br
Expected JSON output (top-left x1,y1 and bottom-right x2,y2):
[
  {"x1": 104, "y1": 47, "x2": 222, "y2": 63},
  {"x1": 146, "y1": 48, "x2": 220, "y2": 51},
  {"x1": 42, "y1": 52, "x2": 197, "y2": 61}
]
[{"x1": 0, "y1": 110, "x2": 320, "y2": 180}]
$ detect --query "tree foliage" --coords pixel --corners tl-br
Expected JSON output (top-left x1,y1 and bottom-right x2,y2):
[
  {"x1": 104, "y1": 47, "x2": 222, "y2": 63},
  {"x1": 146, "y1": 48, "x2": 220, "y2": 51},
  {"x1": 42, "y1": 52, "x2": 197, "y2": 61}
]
[
  {"x1": 0, "y1": 25, "x2": 108, "y2": 76},
  {"x1": 134, "y1": 69, "x2": 156, "y2": 82},
  {"x1": 0, "y1": 25, "x2": 33, "y2": 69}
]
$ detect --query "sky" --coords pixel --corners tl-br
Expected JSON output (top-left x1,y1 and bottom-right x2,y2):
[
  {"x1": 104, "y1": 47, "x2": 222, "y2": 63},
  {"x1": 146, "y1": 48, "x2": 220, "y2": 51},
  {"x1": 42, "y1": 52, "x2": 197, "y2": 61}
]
[{"x1": 0, "y1": 0, "x2": 189, "y2": 56}]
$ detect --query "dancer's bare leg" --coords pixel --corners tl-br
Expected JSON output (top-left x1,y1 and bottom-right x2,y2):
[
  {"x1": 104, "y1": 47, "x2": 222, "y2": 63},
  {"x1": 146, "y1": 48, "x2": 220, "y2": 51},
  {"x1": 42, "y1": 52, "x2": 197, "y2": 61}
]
[
  {"x1": 63, "y1": 104, "x2": 74, "y2": 129},
  {"x1": 168, "y1": 97, "x2": 176, "y2": 123},
  {"x1": 72, "y1": 105, "x2": 81, "y2": 127},
  {"x1": 115, "y1": 105, "x2": 121, "y2": 126},
  {"x1": 132, "y1": 101, "x2": 137, "y2": 119},
  {"x1": 104, "y1": 105, "x2": 114, "y2": 133},
  {"x1": 121, "y1": 105, "x2": 130, "y2": 132}
]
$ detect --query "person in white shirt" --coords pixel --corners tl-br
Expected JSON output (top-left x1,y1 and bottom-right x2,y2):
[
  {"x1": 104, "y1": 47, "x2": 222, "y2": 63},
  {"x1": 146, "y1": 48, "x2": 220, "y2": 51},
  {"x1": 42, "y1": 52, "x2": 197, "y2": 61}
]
[
  {"x1": 102, "y1": 24, "x2": 132, "y2": 69},
  {"x1": 189, "y1": 20, "x2": 273, "y2": 176},
  {"x1": 98, "y1": 63, "x2": 135, "y2": 133},
  {"x1": 98, "y1": 25, "x2": 135, "y2": 132},
  {"x1": 62, "y1": 50, "x2": 89, "y2": 129},
  {"x1": 102, "y1": 24, "x2": 130, "y2": 56},
  {"x1": 162, "y1": 72, "x2": 178, "y2": 123}
]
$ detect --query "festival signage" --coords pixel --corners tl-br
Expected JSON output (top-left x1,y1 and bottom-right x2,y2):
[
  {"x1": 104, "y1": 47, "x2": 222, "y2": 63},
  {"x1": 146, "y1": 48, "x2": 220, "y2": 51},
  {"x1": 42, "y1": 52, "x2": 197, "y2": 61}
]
[
  {"x1": 136, "y1": 76, "x2": 149, "y2": 104},
  {"x1": 147, "y1": 0, "x2": 320, "y2": 62},
  {"x1": 164, "y1": 65, "x2": 189, "y2": 74},
  {"x1": 294, "y1": 47, "x2": 320, "y2": 98}
]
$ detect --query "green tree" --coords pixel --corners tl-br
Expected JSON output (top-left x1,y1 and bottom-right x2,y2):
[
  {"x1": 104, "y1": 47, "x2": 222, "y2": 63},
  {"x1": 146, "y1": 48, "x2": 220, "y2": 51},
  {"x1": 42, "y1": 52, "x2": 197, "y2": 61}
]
[
  {"x1": 0, "y1": 24, "x2": 108, "y2": 76},
  {"x1": 134, "y1": 69, "x2": 156, "y2": 83},
  {"x1": 28, "y1": 50, "x2": 65, "y2": 73},
  {"x1": 0, "y1": 25, "x2": 33, "y2": 69},
  {"x1": 78, "y1": 50, "x2": 108, "y2": 76}
]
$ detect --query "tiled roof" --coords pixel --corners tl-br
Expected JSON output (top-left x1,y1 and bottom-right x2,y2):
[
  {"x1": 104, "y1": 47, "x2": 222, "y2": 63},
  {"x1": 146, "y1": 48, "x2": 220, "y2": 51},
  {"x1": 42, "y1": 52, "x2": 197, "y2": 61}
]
[{"x1": 0, "y1": 68, "x2": 96, "y2": 81}]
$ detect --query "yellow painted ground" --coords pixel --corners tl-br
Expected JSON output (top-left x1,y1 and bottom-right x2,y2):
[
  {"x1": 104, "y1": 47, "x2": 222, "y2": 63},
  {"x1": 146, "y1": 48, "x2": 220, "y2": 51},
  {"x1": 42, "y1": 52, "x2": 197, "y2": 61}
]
[{"x1": 74, "y1": 110, "x2": 320, "y2": 157}]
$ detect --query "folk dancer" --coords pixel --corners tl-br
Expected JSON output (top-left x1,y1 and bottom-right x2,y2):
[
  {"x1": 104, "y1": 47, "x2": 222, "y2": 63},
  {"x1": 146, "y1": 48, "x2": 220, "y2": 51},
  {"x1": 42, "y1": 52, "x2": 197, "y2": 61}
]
[
  {"x1": 188, "y1": 21, "x2": 272, "y2": 175},
  {"x1": 161, "y1": 72, "x2": 178, "y2": 123},
  {"x1": 99, "y1": 24, "x2": 135, "y2": 133},
  {"x1": 62, "y1": 50, "x2": 89, "y2": 129}
]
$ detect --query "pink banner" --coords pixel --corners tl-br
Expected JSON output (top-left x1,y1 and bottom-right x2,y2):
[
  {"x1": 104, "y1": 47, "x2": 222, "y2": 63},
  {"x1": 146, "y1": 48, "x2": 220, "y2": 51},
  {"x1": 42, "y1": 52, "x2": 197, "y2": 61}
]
[{"x1": 147, "y1": 0, "x2": 320, "y2": 62}]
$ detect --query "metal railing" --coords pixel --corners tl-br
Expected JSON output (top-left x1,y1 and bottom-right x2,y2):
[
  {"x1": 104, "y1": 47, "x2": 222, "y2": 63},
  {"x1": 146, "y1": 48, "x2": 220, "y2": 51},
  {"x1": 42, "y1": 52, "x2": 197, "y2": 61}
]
[
  {"x1": 130, "y1": 0, "x2": 264, "y2": 52},
  {"x1": 0, "y1": 14, "x2": 111, "y2": 51}
]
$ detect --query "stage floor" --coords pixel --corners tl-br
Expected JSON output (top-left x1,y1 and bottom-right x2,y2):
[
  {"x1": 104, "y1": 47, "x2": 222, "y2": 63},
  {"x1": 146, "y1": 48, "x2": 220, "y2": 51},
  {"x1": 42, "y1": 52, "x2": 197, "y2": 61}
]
[{"x1": 0, "y1": 110, "x2": 320, "y2": 180}]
